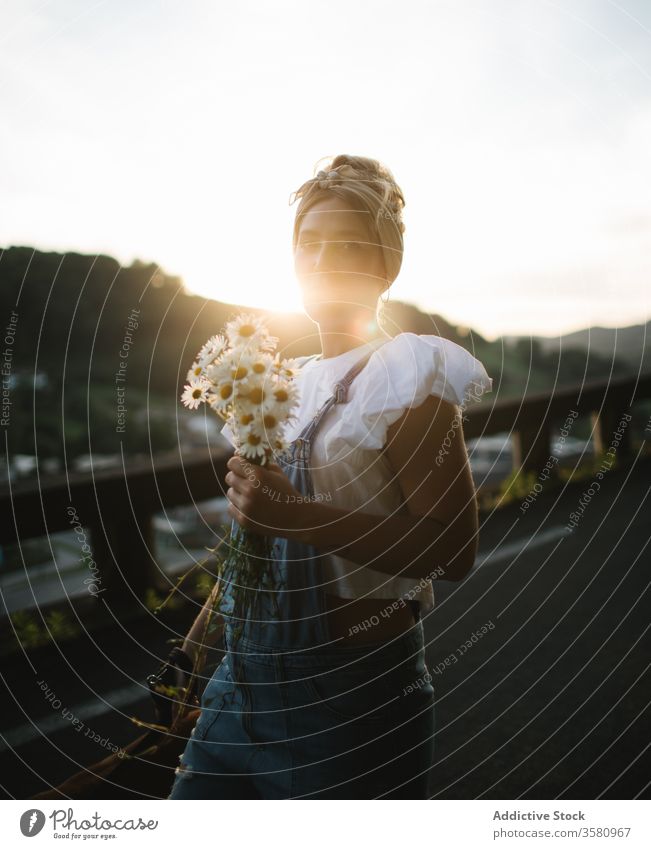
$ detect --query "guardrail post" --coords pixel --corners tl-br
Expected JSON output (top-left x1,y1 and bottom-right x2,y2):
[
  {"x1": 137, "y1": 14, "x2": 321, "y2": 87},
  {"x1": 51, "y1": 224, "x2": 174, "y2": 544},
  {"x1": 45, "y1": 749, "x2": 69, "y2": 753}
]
[
  {"x1": 89, "y1": 508, "x2": 160, "y2": 612},
  {"x1": 512, "y1": 422, "x2": 556, "y2": 479},
  {"x1": 591, "y1": 408, "x2": 633, "y2": 461}
]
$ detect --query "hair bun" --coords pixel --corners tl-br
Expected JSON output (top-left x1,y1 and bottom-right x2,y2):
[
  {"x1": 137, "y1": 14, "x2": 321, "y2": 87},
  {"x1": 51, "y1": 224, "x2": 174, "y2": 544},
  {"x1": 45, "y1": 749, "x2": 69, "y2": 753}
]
[
  {"x1": 290, "y1": 153, "x2": 406, "y2": 285},
  {"x1": 328, "y1": 154, "x2": 405, "y2": 229}
]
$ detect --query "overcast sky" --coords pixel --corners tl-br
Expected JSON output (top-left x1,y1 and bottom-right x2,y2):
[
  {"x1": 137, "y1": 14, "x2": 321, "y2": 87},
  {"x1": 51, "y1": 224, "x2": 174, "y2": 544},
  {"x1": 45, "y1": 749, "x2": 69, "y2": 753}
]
[{"x1": 2, "y1": 0, "x2": 649, "y2": 340}]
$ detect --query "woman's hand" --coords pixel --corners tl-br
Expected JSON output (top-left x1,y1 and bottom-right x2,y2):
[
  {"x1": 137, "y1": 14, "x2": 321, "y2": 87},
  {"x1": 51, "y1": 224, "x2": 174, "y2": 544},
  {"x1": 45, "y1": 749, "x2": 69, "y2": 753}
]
[{"x1": 225, "y1": 452, "x2": 308, "y2": 537}]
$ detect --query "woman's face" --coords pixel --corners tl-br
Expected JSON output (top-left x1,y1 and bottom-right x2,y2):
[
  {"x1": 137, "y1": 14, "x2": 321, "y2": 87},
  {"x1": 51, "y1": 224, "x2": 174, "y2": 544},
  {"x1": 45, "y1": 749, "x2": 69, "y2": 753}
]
[{"x1": 294, "y1": 196, "x2": 387, "y2": 323}]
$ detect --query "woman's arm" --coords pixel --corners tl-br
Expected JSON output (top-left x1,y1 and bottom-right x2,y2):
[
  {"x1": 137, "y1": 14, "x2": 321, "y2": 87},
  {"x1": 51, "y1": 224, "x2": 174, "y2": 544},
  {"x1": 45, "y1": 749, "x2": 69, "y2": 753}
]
[
  {"x1": 293, "y1": 396, "x2": 479, "y2": 583},
  {"x1": 225, "y1": 396, "x2": 479, "y2": 583}
]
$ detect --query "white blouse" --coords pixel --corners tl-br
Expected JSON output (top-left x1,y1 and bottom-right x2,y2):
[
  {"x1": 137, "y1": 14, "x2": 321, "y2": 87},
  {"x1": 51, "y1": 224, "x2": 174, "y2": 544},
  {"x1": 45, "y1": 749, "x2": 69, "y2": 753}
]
[{"x1": 221, "y1": 332, "x2": 493, "y2": 615}]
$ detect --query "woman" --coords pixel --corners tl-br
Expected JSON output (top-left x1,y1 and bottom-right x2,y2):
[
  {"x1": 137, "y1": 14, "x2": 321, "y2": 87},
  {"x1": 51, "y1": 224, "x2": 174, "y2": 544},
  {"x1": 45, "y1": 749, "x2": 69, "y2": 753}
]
[{"x1": 167, "y1": 154, "x2": 493, "y2": 799}]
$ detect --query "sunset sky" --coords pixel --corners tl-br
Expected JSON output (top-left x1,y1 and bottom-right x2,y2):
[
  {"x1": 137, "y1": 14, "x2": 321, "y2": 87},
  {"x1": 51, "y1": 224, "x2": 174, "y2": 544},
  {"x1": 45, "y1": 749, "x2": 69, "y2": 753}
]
[{"x1": 2, "y1": 0, "x2": 649, "y2": 340}]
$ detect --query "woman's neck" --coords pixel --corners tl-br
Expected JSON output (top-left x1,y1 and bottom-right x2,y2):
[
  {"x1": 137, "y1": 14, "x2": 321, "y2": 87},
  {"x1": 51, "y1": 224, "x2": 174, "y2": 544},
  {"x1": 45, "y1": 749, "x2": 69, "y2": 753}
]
[{"x1": 317, "y1": 325, "x2": 390, "y2": 361}]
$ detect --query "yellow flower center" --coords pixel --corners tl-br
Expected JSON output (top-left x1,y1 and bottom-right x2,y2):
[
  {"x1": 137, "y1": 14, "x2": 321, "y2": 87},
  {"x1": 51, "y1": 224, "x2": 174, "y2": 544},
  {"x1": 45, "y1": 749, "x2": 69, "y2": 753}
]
[
  {"x1": 192, "y1": 388, "x2": 203, "y2": 399},
  {"x1": 247, "y1": 387, "x2": 265, "y2": 404},
  {"x1": 274, "y1": 388, "x2": 288, "y2": 403},
  {"x1": 247, "y1": 434, "x2": 262, "y2": 446},
  {"x1": 231, "y1": 366, "x2": 248, "y2": 380},
  {"x1": 263, "y1": 414, "x2": 278, "y2": 429},
  {"x1": 252, "y1": 362, "x2": 266, "y2": 374},
  {"x1": 220, "y1": 383, "x2": 233, "y2": 399},
  {"x1": 239, "y1": 324, "x2": 256, "y2": 338},
  {"x1": 240, "y1": 413, "x2": 254, "y2": 425}
]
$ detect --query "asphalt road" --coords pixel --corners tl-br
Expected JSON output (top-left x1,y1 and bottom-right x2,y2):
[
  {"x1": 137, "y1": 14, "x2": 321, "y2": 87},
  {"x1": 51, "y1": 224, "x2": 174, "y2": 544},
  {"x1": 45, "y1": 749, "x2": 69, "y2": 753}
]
[{"x1": 1, "y1": 455, "x2": 649, "y2": 800}]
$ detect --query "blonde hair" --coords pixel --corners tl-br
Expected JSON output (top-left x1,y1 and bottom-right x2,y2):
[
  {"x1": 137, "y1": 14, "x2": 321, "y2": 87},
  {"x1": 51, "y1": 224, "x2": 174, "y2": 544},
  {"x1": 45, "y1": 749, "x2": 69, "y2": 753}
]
[{"x1": 289, "y1": 154, "x2": 406, "y2": 292}]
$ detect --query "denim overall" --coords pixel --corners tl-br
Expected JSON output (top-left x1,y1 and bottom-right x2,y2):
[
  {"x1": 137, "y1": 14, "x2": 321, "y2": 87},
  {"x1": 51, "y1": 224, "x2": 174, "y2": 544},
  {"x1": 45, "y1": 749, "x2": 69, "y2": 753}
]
[{"x1": 169, "y1": 350, "x2": 435, "y2": 799}]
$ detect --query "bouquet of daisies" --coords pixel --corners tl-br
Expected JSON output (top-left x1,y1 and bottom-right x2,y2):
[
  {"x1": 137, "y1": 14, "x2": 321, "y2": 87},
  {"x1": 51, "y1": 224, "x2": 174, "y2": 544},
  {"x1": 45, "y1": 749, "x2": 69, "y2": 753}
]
[{"x1": 179, "y1": 312, "x2": 303, "y2": 643}]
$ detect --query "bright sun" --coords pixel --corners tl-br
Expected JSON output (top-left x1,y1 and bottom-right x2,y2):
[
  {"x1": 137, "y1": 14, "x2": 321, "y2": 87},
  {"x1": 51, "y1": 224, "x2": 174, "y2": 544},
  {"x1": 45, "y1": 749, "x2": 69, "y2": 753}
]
[{"x1": 176, "y1": 254, "x2": 306, "y2": 315}]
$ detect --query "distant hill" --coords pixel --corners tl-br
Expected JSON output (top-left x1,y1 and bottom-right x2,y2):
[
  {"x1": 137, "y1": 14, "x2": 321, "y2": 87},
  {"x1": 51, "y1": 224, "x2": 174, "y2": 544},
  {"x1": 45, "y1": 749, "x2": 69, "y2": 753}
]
[
  {"x1": 535, "y1": 321, "x2": 651, "y2": 371},
  {"x1": 0, "y1": 244, "x2": 644, "y2": 467},
  {"x1": 0, "y1": 245, "x2": 471, "y2": 369},
  {"x1": 0, "y1": 245, "x2": 491, "y2": 465}
]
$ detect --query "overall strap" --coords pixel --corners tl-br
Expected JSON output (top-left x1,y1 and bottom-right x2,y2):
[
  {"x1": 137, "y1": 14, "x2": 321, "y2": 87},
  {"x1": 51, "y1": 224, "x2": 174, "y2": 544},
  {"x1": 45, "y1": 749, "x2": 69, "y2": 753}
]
[
  {"x1": 298, "y1": 346, "x2": 377, "y2": 446},
  {"x1": 332, "y1": 348, "x2": 376, "y2": 404}
]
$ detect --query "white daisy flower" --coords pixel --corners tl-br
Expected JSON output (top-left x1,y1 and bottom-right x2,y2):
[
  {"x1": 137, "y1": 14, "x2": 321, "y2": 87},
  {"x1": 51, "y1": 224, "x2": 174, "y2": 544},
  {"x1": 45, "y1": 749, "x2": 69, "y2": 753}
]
[
  {"x1": 259, "y1": 406, "x2": 283, "y2": 433},
  {"x1": 268, "y1": 434, "x2": 291, "y2": 464},
  {"x1": 186, "y1": 361, "x2": 204, "y2": 382},
  {"x1": 237, "y1": 376, "x2": 269, "y2": 410},
  {"x1": 271, "y1": 433, "x2": 289, "y2": 454},
  {"x1": 224, "y1": 349, "x2": 256, "y2": 384},
  {"x1": 182, "y1": 312, "x2": 301, "y2": 468},
  {"x1": 187, "y1": 351, "x2": 219, "y2": 381},
  {"x1": 270, "y1": 354, "x2": 302, "y2": 379},
  {"x1": 231, "y1": 409, "x2": 257, "y2": 431},
  {"x1": 237, "y1": 427, "x2": 268, "y2": 462},
  {"x1": 205, "y1": 359, "x2": 232, "y2": 386},
  {"x1": 178, "y1": 311, "x2": 314, "y2": 639},
  {"x1": 249, "y1": 351, "x2": 274, "y2": 379},
  {"x1": 268, "y1": 376, "x2": 300, "y2": 414},
  {"x1": 181, "y1": 379, "x2": 209, "y2": 410},
  {"x1": 206, "y1": 377, "x2": 235, "y2": 413},
  {"x1": 225, "y1": 312, "x2": 278, "y2": 353},
  {"x1": 257, "y1": 392, "x2": 291, "y2": 430},
  {"x1": 198, "y1": 333, "x2": 228, "y2": 363}
]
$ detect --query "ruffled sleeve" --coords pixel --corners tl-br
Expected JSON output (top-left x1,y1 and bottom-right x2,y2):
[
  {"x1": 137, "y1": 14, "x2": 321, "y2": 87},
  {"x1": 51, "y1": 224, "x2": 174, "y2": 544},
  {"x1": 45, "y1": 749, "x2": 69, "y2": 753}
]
[{"x1": 322, "y1": 332, "x2": 493, "y2": 456}]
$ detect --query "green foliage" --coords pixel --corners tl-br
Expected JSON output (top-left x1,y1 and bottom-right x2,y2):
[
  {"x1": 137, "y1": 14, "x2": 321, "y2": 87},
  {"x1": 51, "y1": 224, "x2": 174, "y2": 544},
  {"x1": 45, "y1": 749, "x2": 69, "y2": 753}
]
[
  {"x1": 46, "y1": 609, "x2": 81, "y2": 642},
  {"x1": 9, "y1": 608, "x2": 81, "y2": 650},
  {"x1": 500, "y1": 468, "x2": 539, "y2": 501},
  {"x1": 193, "y1": 571, "x2": 216, "y2": 596},
  {"x1": 557, "y1": 449, "x2": 619, "y2": 484},
  {"x1": 479, "y1": 444, "x2": 636, "y2": 512},
  {"x1": 145, "y1": 587, "x2": 182, "y2": 612},
  {"x1": 9, "y1": 610, "x2": 46, "y2": 650}
]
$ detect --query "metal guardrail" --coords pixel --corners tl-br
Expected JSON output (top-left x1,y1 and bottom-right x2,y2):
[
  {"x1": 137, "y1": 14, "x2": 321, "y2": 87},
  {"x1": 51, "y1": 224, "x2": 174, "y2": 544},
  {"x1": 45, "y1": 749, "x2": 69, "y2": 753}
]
[
  {"x1": 462, "y1": 371, "x2": 650, "y2": 473},
  {"x1": 1, "y1": 372, "x2": 650, "y2": 614},
  {"x1": 1, "y1": 449, "x2": 231, "y2": 611}
]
